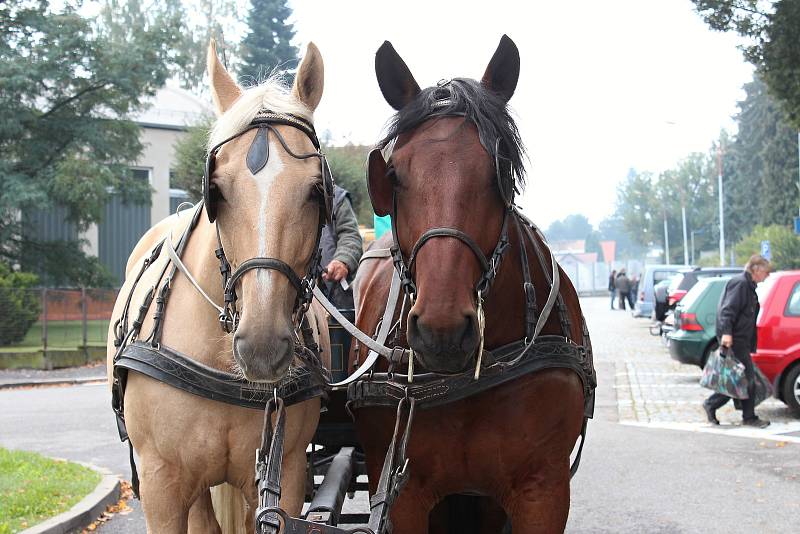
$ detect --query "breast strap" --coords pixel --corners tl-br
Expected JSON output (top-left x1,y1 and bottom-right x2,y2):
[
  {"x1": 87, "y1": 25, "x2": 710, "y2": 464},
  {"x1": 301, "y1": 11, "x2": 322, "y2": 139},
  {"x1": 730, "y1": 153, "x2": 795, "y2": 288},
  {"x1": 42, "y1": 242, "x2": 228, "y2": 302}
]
[{"x1": 114, "y1": 341, "x2": 325, "y2": 414}]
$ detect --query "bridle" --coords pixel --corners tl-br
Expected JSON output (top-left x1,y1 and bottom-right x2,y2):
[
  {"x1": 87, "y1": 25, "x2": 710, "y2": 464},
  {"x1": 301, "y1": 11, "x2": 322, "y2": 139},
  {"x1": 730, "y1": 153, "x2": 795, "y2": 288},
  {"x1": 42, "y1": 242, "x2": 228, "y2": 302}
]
[
  {"x1": 203, "y1": 110, "x2": 334, "y2": 333},
  {"x1": 372, "y1": 110, "x2": 518, "y2": 378}
]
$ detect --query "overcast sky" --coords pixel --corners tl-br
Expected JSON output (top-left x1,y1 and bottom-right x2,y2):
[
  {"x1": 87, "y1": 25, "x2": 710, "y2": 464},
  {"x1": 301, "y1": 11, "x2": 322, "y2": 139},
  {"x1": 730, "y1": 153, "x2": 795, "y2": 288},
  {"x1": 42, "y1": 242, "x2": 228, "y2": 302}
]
[{"x1": 286, "y1": 0, "x2": 753, "y2": 228}]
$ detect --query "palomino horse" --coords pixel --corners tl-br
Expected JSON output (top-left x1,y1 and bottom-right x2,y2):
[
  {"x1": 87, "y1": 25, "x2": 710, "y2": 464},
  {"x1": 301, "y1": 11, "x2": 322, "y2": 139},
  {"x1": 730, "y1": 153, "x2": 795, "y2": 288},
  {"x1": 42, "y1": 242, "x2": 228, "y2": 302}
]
[
  {"x1": 107, "y1": 41, "x2": 329, "y2": 533},
  {"x1": 351, "y1": 36, "x2": 595, "y2": 533}
]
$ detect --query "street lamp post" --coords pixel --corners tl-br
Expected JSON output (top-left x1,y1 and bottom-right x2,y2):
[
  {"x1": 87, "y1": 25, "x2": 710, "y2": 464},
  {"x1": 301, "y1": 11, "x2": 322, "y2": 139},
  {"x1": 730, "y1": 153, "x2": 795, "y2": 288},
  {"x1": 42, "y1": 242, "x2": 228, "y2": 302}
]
[
  {"x1": 663, "y1": 213, "x2": 670, "y2": 264},
  {"x1": 682, "y1": 204, "x2": 689, "y2": 265},
  {"x1": 717, "y1": 145, "x2": 725, "y2": 266},
  {"x1": 690, "y1": 228, "x2": 706, "y2": 265}
]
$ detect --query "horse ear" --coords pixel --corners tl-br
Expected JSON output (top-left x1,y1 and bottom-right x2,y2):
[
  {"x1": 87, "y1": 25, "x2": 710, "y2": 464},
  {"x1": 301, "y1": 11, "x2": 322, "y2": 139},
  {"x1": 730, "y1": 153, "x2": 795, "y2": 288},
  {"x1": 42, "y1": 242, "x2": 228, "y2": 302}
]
[
  {"x1": 293, "y1": 42, "x2": 324, "y2": 112},
  {"x1": 207, "y1": 39, "x2": 242, "y2": 115},
  {"x1": 481, "y1": 35, "x2": 520, "y2": 102},
  {"x1": 375, "y1": 41, "x2": 421, "y2": 111},
  {"x1": 367, "y1": 148, "x2": 392, "y2": 216}
]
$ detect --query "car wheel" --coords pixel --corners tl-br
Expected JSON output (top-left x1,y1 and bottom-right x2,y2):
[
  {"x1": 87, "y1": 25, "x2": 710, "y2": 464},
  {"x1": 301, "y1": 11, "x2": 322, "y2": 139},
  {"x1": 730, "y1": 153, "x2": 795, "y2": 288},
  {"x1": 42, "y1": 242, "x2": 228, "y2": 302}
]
[
  {"x1": 700, "y1": 342, "x2": 717, "y2": 369},
  {"x1": 781, "y1": 364, "x2": 800, "y2": 413}
]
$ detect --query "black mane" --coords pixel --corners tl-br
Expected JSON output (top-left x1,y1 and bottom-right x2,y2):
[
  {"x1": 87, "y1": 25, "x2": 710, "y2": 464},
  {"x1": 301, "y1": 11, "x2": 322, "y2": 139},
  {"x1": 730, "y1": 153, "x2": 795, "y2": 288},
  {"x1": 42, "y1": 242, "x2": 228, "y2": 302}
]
[{"x1": 378, "y1": 78, "x2": 527, "y2": 193}]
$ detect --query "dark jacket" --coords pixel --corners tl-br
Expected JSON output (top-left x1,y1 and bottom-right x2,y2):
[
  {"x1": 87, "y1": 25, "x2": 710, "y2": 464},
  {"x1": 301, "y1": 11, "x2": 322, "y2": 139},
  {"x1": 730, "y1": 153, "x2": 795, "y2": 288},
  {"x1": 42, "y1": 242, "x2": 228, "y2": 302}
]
[
  {"x1": 716, "y1": 271, "x2": 759, "y2": 352},
  {"x1": 615, "y1": 273, "x2": 631, "y2": 294},
  {"x1": 608, "y1": 273, "x2": 616, "y2": 291},
  {"x1": 320, "y1": 186, "x2": 363, "y2": 308}
]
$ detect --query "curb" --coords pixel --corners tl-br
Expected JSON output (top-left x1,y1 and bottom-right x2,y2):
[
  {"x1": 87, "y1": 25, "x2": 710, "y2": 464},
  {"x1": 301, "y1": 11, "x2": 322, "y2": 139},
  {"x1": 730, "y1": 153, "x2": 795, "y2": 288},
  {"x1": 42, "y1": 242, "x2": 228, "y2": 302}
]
[
  {"x1": 0, "y1": 377, "x2": 107, "y2": 390},
  {"x1": 20, "y1": 462, "x2": 121, "y2": 534}
]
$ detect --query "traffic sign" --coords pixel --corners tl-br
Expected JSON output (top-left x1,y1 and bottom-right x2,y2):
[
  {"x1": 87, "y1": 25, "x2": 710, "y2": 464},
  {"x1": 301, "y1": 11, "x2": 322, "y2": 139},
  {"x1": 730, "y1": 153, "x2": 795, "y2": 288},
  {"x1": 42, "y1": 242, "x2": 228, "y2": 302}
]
[
  {"x1": 794, "y1": 216, "x2": 800, "y2": 235},
  {"x1": 761, "y1": 240, "x2": 771, "y2": 261}
]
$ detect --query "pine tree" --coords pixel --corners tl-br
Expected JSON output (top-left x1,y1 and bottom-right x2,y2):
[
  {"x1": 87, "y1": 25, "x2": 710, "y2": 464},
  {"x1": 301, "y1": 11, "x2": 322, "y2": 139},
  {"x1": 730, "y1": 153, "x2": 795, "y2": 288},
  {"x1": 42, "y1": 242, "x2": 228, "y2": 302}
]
[{"x1": 239, "y1": 0, "x2": 299, "y2": 82}]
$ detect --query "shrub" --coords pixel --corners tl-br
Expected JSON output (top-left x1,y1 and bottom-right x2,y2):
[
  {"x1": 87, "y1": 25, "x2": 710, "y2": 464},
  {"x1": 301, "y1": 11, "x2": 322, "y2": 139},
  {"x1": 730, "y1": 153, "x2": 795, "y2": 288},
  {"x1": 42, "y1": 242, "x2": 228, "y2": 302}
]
[
  {"x1": 0, "y1": 264, "x2": 41, "y2": 346},
  {"x1": 735, "y1": 224, "x2": 800, "y2": 270}
]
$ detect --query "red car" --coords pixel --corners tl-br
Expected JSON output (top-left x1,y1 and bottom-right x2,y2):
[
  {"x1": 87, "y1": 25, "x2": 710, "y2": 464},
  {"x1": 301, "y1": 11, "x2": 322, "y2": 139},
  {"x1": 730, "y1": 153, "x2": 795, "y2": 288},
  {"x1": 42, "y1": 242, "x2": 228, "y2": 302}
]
[{"x1": 753, "y1": 270, "x2": 800, "y2": 412}]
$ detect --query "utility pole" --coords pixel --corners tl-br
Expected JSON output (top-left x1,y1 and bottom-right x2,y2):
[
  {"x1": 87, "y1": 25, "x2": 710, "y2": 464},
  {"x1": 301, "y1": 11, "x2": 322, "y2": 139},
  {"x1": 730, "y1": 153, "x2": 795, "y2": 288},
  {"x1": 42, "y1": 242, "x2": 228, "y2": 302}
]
[
  {"x1": 663, "y1": 214, "x2": 670, "y2": 264},
  {"x1": 717, "y1": 144, "x2": 725, "y2": 266},
  {"x1": 682, "y1": 205, "x2": 689, "y2": 265}
]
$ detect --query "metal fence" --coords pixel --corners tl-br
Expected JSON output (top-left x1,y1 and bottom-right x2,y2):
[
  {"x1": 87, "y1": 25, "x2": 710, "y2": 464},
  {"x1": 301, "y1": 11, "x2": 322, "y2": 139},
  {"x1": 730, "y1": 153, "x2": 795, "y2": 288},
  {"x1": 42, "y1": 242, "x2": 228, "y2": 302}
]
[
  {"x1": 559, "y1": 260, "x2": 645, "y2": 296},
  {"x1": 0, "y1": 288, "x2": 117, "y2": 354}
]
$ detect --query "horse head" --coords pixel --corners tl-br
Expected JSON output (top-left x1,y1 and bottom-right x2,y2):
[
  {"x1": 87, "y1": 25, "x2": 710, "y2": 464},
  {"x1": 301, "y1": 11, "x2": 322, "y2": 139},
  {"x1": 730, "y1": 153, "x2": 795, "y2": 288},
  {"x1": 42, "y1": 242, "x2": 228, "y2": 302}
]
[
  {"x1": 368, "y1": 36, "x2": 525, "y2": 374},
  {"x1": 205, "y1": 40, "x2": 327, "y2": 382}
]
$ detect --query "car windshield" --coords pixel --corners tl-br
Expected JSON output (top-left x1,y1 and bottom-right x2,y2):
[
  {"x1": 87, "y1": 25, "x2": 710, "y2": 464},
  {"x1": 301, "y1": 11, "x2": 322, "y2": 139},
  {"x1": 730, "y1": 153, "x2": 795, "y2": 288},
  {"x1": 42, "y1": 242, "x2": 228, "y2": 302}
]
[
  {"x1": 668, "y1": 273, "x2": 686, "y2": 292},
  {"x1": 679, "y1": 278, "x2": 718, "y2": 310}
]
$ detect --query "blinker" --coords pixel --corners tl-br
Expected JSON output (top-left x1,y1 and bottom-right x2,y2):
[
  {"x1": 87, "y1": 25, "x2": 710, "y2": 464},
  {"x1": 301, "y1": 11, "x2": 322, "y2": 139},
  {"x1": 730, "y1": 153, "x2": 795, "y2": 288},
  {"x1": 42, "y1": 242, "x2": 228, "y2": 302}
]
[{"x1": 246, "y1": 126, "x2": 270, "y2": 175}]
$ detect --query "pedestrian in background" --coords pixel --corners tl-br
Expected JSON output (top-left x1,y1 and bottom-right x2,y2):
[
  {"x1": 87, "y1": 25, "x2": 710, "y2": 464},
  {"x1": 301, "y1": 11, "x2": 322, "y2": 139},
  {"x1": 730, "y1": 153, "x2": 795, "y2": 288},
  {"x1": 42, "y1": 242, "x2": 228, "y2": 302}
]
[
  {"x1": 608, "y1": 269, "x2": 617, "y2": 310},
  {"x1": 628, "y1": 274, "x2": 639, "y2": 310},
  {"x1": 615, "y1": 269, "x2": 631, "y2": 311},
  {"x1": 320, "y1": 185, "x2": 363, "y2": 309},
  {"x1": 703, "y1": 255, "x2": 771, "y2": 428}
]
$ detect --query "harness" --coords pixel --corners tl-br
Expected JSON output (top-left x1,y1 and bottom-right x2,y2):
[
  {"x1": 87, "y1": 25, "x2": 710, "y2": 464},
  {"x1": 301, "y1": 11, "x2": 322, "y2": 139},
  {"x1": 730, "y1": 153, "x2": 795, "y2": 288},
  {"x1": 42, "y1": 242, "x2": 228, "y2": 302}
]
[{"x1": 111, "y1": 111, "x2": 333, "y2": 497}]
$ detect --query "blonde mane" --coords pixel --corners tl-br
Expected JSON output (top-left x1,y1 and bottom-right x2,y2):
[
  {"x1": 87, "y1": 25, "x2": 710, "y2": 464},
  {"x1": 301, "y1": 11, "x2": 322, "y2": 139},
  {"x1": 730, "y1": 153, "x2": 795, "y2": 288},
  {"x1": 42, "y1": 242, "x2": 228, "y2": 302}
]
[{"x1": 208, "y1": 77, "x2": 312, "y2": 150}]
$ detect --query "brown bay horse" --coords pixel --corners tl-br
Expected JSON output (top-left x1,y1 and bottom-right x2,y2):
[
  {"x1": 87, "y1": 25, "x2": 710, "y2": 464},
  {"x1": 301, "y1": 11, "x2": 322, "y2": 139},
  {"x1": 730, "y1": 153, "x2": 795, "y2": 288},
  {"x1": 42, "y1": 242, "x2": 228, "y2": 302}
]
[{"x1": 351, "y1": 36, "x2": 595, "y2": 533}]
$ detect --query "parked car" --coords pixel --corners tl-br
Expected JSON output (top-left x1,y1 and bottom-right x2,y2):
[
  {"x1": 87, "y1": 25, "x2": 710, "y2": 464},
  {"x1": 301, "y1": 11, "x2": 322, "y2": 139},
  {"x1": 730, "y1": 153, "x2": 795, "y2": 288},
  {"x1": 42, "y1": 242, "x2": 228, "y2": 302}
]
[
  {"x1": 633, "y1": 264, "x2": 688, "y2": 318},
  {"x1": 666, "y1": 267, "x2": 741, "y2": 308},
  {"x1": 654, "y1": 274, "x2": 680, "y2": 322},
  {"x1": 752, "y1": 270, "x2": 800, "y2": 412},
  {"x1": 668, "y1": 277, "x2": 731, "y2": 368}
]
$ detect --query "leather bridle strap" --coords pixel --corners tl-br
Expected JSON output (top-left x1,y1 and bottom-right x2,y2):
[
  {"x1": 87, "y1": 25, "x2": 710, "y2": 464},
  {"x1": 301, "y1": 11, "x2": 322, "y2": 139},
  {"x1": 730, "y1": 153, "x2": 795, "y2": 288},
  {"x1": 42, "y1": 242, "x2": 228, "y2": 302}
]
[
  {"x1": 390, "y1": 193, "x2": 511, "y2": 298},
  {"x1": 408, "y1": 227, "x2": 491, "y2": 274},
  {"x1": 227, "y1": 258, "x2": 305, "y2": 296},
  {"x1": 255, "y1": 396, "x2": 286, "y2": 534}
]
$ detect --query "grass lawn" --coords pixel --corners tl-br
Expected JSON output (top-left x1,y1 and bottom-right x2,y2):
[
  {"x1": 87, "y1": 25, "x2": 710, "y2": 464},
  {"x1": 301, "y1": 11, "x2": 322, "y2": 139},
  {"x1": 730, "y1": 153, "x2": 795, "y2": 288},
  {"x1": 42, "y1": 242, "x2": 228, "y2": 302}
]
[
  {"x1": 0, "y1": 447, "x2": 101, "y2": 533},
  {"x1": 0, "y1": 320, "x2": 109, "y2": 352}
]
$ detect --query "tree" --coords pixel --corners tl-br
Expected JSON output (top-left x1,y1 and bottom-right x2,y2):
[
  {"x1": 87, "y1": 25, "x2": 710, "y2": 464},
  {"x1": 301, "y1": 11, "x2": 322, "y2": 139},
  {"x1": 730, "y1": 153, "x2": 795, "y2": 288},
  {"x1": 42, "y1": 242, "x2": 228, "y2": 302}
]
[
  {"x1": 172, "y1": 0, "x2": 245, "y2": 91},
  {"x1": 324, "y1": 144, "x2": 372, "y2": 227},
  {"x1": 735, "y1": 224, "x2": 800, "y2": 269},
  {"x1": 0, "y1": 0, "x2": 186, "y2": 283},
  {"x1": 171, "y1": 115, "x2": 214, "y2": 201},
  {"x1": 725, "y1": 78, "x2": 798, "y2": 239},
  {"x1": 544, "y1": 214, "x2": 593, "y2": 242},
  {"x1": 692, "y1": 1, "x2": 800, "y2": 129},
  {"x1": 239, "y1": 0, "x2": 299, "y2": 83},
  {"x1": 614, "y1": 168, "x2": 658, "y2": 248}
]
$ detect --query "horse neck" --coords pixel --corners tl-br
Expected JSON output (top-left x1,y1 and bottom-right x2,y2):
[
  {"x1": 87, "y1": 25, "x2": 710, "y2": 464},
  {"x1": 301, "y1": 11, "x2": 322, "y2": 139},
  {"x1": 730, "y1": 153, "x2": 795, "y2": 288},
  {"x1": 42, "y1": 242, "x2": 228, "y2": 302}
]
[
  {"x1": 159, "y1": 217, "x2": 232, "y2": 370},
  {"x1": 482, "y1": 215, "x2": 569, "y2": 348}
]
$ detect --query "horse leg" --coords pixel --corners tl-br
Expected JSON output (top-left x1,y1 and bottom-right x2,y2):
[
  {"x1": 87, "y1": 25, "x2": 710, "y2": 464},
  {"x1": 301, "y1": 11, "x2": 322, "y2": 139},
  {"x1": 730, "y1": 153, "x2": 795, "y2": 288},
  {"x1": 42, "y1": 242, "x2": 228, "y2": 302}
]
[
  {"x1": 188, "y1": 488, "x2": 222, "y2": 534},
  {"x1": 137, "y1": 458, "x2": 199, "y2": 534},
  {"x1": 385, "y1": 484, "x2": 433, "y2": 534},
  {"x1": 503, "y1": 466, "x2": 571, "y2": 534}
]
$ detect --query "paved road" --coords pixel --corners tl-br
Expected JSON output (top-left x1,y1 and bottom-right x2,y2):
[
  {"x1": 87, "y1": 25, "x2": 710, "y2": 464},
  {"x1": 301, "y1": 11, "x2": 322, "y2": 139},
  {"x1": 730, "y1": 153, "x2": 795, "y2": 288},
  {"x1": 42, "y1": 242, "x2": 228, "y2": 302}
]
[{"x1": 1, "y1": 297, "x2": 798, "y2": 532}]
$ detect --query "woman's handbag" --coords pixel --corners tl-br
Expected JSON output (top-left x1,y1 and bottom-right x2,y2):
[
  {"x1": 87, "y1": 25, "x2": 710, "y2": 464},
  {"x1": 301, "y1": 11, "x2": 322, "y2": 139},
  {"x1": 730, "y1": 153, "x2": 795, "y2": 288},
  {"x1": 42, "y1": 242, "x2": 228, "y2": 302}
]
[{"x1": 700, "y1": 347, "x2": 749, "y2": 399}]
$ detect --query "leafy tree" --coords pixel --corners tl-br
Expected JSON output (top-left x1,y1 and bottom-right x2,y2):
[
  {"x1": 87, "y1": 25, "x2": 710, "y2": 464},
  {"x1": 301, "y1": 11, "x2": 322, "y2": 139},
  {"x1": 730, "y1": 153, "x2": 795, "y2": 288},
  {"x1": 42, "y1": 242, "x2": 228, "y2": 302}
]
[
  {"x1": 0, "y1": 0, "x2": 186, "y2": 282},
  {"x1": 735, "y1": 224, "x2": 800, "y2": 269},
  {"x1": 0, "y1": 264, "x2": 40, "y2": 345},
  {"x1": 725, "y1": 79, "x2": 798, "y2": 239},
  {"x1": 692, "y1": 1, "x2": 800, "y2": 129},
  {"x1": 544, "y1": 214, "x2": 593, "y2": 242},
  {"x1": 614, "y1": 168, "x2": 658, "y2": 248},
  {"x1": 239, "y1": 0, "x2": 299, "y2": 83},
  {"x1": 324, "y1": 144, "x2": 372, "y2": 227},
  {"x1": 171, "y1": 115, "x2": 214, "y2": 201},
  {"x1": 172, "y1": 0, "x2": 244, "y2": 91}
]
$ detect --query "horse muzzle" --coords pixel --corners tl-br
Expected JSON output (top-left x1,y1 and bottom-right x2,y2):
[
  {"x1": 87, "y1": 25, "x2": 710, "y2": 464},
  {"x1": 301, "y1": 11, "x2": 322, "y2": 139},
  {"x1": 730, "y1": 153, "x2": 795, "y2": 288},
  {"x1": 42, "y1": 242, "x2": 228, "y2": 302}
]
[{"x1": 406, "y1": 309, "x2": 479, "y2": 374}]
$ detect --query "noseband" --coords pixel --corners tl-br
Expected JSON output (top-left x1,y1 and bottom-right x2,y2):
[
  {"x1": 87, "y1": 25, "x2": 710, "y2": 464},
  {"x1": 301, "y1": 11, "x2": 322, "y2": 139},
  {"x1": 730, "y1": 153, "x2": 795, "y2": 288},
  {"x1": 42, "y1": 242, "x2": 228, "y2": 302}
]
[{"x1": 204, "y1": 111, "x2": 333, "y2": 333}]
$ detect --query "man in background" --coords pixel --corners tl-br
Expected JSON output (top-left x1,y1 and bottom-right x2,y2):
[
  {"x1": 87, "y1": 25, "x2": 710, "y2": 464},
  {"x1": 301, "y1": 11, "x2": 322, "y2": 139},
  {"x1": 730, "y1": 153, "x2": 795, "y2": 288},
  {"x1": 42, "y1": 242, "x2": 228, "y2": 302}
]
[{"x1": 320, "y1": 185, "x2": 363, "y2": 309}]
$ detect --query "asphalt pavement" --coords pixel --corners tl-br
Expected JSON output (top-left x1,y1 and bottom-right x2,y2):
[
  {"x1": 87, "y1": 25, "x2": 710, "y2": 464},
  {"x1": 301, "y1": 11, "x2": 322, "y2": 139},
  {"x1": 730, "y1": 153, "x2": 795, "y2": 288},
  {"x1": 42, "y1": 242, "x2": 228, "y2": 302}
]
[{"x1": 1, "y1": 296, "x2": 797, "y2": 533}]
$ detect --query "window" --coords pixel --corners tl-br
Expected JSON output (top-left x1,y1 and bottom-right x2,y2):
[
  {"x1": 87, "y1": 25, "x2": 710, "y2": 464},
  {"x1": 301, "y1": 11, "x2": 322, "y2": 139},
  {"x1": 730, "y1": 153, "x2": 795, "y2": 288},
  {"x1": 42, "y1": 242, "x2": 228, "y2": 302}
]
[
  {"x1": 130, "y1": 168, "x2": 150, "y2": 181},
  {"x1": 785, "y1": 282, "x2": 800, "y2": 317},
  {"x1": 654, "y1": 270, "x2": 676, "y2": 284}
]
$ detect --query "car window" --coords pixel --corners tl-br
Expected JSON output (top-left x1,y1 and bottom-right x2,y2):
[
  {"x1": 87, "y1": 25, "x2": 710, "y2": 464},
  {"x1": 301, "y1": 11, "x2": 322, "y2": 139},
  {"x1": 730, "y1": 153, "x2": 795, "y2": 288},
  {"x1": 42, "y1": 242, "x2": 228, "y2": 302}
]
[
  {"x1": 785, "y1": 282, "x2": 800, "y2": 317},
  {"x1": 653, "y1": 270, "x2": 675, "y2": 284},
  {"x1": 679, "y1": 278, "x2": 710, "y2": 309},
  {"x1": 667, "y1": 274, "x2": 685, "y2": 292},
  {"x1": 756, "y1": 275, "x2": 777, "y2": 304}
]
